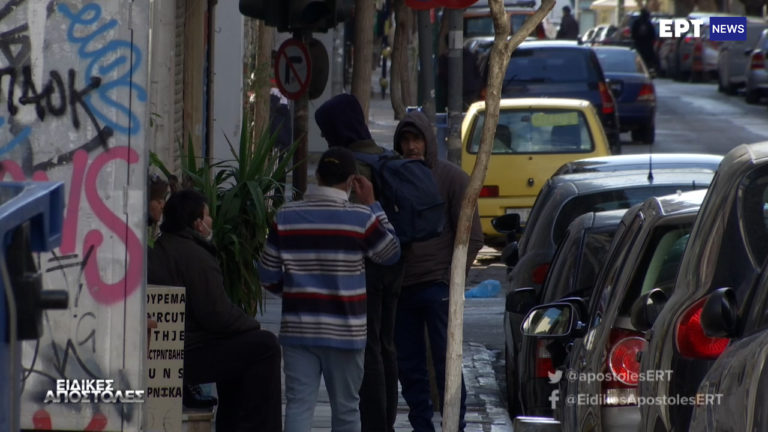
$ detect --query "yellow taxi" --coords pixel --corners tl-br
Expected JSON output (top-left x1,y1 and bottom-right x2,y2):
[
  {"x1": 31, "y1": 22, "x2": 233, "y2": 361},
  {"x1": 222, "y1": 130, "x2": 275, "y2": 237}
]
[{"x1": 461, "y1": 98, "x2": 612, "y2": 244}]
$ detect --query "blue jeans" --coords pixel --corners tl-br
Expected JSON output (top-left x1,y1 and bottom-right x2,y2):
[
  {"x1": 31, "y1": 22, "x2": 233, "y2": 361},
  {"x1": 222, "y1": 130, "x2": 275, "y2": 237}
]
[
  {"x1": 395, "y1": 281, "x2": 466, "y2": 432},
  {"x1": 283, "y1": 344, "x2": 365, "y2": 432}
]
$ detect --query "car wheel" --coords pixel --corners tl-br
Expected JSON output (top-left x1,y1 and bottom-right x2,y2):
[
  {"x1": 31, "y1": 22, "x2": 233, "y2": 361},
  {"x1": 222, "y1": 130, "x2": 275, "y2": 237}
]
[
  {"x1": 632, "y1": 123, "x2": 655, "y2": 144},
  {"x1": 505, "y1": 344, "x2": 523, "y2": 418},
  {"x1": 746, "y1": 89, "x2": 760, "y2": 104}
]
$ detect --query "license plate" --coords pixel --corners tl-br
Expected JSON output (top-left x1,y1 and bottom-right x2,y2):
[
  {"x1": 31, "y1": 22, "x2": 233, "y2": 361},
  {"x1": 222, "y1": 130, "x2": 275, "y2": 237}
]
[{"x1": 505, "y1": 207, "x2": 531, "y2": 224}]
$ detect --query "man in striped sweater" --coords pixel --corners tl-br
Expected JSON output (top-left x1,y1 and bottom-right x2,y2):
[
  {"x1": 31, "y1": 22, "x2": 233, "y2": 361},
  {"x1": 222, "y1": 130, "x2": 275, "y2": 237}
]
[{"x1": 258, "y1": 147, "x2": 401, "y2": 432}]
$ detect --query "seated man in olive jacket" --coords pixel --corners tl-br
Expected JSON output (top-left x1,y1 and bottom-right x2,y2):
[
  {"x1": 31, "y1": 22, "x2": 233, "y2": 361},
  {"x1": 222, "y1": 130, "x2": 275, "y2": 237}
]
[{"x1": 147, "y1": 189, "x2": 281, "y2": 432}]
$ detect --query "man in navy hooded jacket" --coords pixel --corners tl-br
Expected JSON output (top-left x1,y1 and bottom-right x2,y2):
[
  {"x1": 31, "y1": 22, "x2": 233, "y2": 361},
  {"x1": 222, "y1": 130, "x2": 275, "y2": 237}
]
[{"x1": 315, "y1": 94, "x2": 404, "y2": 432}]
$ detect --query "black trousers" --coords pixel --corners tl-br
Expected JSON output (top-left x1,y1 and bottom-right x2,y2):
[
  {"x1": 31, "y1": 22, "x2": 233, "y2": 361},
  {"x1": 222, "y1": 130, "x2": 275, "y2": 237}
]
[
  {"x1": 185, "y1": 328, "x2": 282, "y2": 432},
  {"x1": 359, "y1": 259, "x2": 404, "y2": 432}
]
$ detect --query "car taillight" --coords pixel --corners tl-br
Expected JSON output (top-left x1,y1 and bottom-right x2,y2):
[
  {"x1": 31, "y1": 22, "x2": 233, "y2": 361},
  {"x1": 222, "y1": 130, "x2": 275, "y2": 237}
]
[
  {"x1": 535, "y1": 340, "x2": 555, "y2": 378},
  {"x1": 751, "y1": 52, "x2": 765, "y2": 70},
  {"x1": 676, "y1": 297, "x2": 729, "y2": 359},
  {"x1": 479, "y1": 185, "x2": 498, "y2": 197},
  {"x1": 636, "y1": 83, "x2": 656, "y2": 102},
  {"x1": 597, "y1": 82, "x2": 615, "y2": 115},
  {"x1": 480, "y1": 87, "x2": 487, "y2": 100},
  {"x1": 622, "y1": 27, "x2": 630, "y2": 38},
  {"x1": 607, "y1": 333, "x2": 646, "y2": 386},
  {"x1": 601, "y1": 329, "x2": 646, "y2": 406},
  {"x1": 683, "y1": 36, "x2": 694, "y2": 43},
  {"x1": 531, "y1": 263, "x2": 550, "y2": 285}
]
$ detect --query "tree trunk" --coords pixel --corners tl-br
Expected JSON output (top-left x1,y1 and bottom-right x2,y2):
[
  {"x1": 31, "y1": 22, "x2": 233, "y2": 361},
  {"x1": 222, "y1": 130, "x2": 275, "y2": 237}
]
[
  {"x1": 248, "y1": 20, "x2": 274, "y2": 145},
  {"x1": 352, "y1": 0, "x2": 374, "y2": 120},
  {"x1": 390, "y1": 0, "x2": 411, "y2": 120},
  {"x1": 441, "y1": 0, "x2": 556, "y2": 430}
]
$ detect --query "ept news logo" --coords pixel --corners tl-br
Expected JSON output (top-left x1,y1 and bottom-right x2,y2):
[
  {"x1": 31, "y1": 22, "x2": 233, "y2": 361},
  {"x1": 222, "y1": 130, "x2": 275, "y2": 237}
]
[{"x1": 659, "y1": 17, "x2": 747, "y2": 41}]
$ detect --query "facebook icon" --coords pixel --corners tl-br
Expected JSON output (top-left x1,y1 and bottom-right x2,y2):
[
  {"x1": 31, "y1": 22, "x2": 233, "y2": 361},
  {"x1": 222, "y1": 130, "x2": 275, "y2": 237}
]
[{"x1": 709, "y1": 16, "x2": 747, "y2": 41}]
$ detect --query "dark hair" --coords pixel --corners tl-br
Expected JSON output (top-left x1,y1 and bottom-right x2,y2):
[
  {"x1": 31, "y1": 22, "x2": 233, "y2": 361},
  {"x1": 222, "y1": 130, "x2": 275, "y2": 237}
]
[
  {"x1": 316, "y1": 147, "x2": 358, "y2": 186},
  {"x1": 160, "y1": 189, "x2": 207, "y2": 234},
  {"x1": 148, "y1": 173, "x2": 169, "y2": 202}
]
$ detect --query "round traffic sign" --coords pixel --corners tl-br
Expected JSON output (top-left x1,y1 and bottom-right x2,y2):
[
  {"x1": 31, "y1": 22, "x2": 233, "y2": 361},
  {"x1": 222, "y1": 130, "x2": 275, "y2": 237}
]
[{"x1": 274, "y1": 39, "x2": 312, "y2": 100}]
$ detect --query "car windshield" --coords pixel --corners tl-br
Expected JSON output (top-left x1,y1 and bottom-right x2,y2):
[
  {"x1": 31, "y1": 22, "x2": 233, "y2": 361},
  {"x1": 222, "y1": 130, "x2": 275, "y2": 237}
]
[
  {"x1": 467, "y1": 109, "x2": 596, "y2": 154},
  {"x1": 505, "y1": 48, "x2": 598, "y2": 83},
  {"x1": 595, "y1": 49, "x2": 646, "y2": 74}
]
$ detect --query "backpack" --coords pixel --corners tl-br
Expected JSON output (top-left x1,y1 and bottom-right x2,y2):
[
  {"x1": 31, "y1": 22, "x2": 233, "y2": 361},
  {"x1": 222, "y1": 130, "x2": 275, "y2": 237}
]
[{"x1": 355, "y1": 150, "x2": 446, "y2": 245}]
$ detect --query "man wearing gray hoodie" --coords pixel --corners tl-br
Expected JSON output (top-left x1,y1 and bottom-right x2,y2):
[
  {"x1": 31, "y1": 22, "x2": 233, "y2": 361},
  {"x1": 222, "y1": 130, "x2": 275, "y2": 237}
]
[{"x1": 393, "y1": 111, "x2": 484, "y2": 431}]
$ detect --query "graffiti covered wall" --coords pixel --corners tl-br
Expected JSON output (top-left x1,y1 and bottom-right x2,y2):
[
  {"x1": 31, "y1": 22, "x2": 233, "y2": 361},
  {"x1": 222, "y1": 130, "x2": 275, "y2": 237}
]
[{"x1": 4, "y1": 1, "x2": 150, "y2": 430}]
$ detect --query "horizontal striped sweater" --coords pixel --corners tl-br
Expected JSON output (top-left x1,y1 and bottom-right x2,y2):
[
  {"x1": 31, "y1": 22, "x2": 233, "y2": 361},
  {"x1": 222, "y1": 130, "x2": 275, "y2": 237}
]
[{"x1": 258, "y1": 185, "x2": 401, "y2": 350}]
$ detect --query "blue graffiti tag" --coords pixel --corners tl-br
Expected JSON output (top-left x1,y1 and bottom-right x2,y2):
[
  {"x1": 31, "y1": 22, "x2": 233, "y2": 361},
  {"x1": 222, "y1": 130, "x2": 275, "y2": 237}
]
[
  {"x1": 58, "y1": 3, "x2": 146, "y2": 136},
  {"x1": 0, "y1": 117, "x2": 32, "y2": 157}
]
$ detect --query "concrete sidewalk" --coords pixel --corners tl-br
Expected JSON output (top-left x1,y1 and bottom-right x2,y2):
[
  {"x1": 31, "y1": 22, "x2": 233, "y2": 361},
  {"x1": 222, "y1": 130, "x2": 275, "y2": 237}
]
[{"x1": 257, "y1": 294, "x2": 513, "y2": 432}]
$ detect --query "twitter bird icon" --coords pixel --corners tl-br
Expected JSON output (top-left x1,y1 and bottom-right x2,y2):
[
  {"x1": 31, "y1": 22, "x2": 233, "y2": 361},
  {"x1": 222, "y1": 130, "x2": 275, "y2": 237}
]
[{"x1": 548, "y1": 369, "x2": 563, "y2": 384}]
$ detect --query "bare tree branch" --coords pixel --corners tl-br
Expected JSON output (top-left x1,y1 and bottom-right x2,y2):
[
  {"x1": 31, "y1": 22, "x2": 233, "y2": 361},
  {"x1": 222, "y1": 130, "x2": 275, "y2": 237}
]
[{"x1": 442, "y1": 0, "x2": 556, "y2": 430}]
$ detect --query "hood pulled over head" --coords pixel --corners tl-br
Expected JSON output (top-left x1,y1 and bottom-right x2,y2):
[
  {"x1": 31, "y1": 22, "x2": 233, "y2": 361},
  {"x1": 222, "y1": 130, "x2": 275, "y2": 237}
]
[
  {"x1": 394, "y1": 110, "x2": 438, "y2": 168},
  {"x1": 315, "y1": 94, "x2": 372, "y2": 148}
]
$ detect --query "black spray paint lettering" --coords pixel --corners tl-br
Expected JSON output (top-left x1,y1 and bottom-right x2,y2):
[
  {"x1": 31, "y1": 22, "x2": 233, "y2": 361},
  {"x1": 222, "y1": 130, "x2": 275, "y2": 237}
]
[{"x1": 0, "y1": 65, "x2": 111, "y2": 145}]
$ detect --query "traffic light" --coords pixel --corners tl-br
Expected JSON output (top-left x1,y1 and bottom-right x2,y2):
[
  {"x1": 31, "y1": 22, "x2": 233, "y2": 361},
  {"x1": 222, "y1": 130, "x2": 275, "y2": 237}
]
[
  {"x1": 239, "y1": 0, "x2": 290, "y2": 31},
  {"x1": 289, "y1": 0, "x2": 354, "y2": 32},
  {"x1": 240, "y1": 0, "x2": 354, "y2": 32}
]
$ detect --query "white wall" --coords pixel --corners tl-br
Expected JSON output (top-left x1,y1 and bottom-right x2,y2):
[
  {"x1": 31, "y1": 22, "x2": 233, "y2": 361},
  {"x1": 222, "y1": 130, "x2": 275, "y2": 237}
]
[
  {"x1": 212, "y1": 2, "x2": 244, "y2": 163},
  {"x1": 11, "y1": 1, "x2": 149, "y2": 429}
]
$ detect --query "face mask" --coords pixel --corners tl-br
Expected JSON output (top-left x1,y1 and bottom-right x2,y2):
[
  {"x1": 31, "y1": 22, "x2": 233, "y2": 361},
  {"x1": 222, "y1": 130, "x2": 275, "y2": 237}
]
[{"x1": 200, "y1": 221, "x2": 213, "y2": 242}]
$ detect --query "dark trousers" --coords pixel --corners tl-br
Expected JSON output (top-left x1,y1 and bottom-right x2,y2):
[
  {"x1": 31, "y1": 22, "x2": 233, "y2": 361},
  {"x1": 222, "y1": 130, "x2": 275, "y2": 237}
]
[
  {"x1": 395, "y1": 281, "x2": 466, "y2": 432},
  {"x1": 360, "y1": 259, "x2": 404, "y2": 432},
  {"x1": 185, "y1": 328, "x2": 282, "y2": 432}
]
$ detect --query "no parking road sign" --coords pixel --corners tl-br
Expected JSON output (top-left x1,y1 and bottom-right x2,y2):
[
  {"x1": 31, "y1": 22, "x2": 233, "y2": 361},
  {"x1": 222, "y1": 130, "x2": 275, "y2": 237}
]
[{"x1": 274, "y1": 38, "x2": 312, "y2": 100}]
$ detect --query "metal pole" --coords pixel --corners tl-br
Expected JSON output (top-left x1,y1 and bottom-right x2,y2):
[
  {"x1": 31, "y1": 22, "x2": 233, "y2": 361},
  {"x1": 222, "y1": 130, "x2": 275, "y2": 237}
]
[
  {"x1": 293, "y1": 30, "x2": 309, "y2": 200},
  {"x1": 446, "y1": 9, "x2": 463, "y2": 164},
  {"x1": 418, "y1": 10, "x2": 435, "y2": 123}
]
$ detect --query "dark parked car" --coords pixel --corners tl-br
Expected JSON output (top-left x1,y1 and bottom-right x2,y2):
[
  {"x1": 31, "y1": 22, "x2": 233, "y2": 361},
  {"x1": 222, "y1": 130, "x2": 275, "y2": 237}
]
[
  {"x1": 520, "y1": 189, "x2": 707, "y2": 431},
  {"x1": 497, "y1": 41, "x2": 621, "y2": 152},
  {"x1": 689, "y1": 256, "x2": 768, "y2": 431},
  {"x1": 513, "y1": 209, "x2": 626, "y2": 417},
  {"x1": 498, "y1": 168, "x2": 715, "y2": 418},
  {"x1": 557, "y1": 189, "x2": 706, "y2": 431},
  {"x1": 638, "y1": 141, "x2": 768, "y2": 432},
  {"x1": 593, "y1": 46, "x2": 656, "y2": 144},
  {"x1": 553, "y1": 153, "x2": 722, "y2": 176}
]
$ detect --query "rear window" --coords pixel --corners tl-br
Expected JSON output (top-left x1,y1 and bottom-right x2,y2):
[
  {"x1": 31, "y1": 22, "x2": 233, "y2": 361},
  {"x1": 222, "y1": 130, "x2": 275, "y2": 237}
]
[
  {"x1": 465, "y1": 13, "x2": 537, "y2": 38},
  {"x1": 595, "y1": 49, "x2": 646, "y2": 74},
  {"x1": 552, "y1": 186, "x2": 688, "y2": 245},
  {"x1": 543, "y1": 228, "x2": 616, "y2": 303},
  {"x1": 505, "y1": 48, "x2": 599, "y2": 83},
  {"x1": 467, "y1": 109, "x2": 596, "y2": 154}
]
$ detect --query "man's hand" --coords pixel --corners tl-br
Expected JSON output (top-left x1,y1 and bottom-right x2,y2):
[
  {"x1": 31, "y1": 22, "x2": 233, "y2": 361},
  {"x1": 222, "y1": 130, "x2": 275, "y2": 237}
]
[{"x1": 352, "y1": 175, "x2": 375, "y2": 205}]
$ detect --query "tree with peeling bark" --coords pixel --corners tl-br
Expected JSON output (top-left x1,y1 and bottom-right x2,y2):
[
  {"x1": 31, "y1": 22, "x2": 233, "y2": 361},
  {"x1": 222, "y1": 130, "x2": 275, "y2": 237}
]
[
  {"x1": 391, "y1": 0, "x2": 413, "y2": 120},
  {"x1": 352, "y1": 0, "x2": 374, "y2": 119},
  {"x1": 441, "y1": 0, "x2": 556, "y2": 430}
]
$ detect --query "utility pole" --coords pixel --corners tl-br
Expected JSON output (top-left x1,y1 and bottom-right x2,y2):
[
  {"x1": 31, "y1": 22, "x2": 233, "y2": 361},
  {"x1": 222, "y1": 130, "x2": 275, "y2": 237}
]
[
  {"x1": 418, "y1": 10, "x2": 436, "y2": 123},
  {"x1": 293, "y1": 30, "x2": 309, "y2": 200},
  {"x1": 446, "y1": 8, "x2": 463, "y2": 164}
]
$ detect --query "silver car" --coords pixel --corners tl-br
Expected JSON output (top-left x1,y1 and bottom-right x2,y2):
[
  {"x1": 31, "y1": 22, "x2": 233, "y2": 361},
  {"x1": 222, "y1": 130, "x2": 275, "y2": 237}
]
[
  {"x1": 717, "y1": 18, "x2": 768, "y2": 95},
  {"x1": 744, "y1": 28, "x2": 768, "y2": 103}
]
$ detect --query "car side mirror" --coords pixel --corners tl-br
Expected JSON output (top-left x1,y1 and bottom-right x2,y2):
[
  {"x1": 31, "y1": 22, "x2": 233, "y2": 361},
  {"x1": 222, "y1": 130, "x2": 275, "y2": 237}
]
[
  {"x1": 745, "y1": 48, "x2": 754, "y2": 56},
  {"x1": 500, "y1": 241, "x2": 520, "y2": 268},
  {"x1": 506, "y1": 287, "x2": 537, "y2": 315},
  {"x1": 630, "y1": 288, "x2": 668, "y2": 331},
  {"x1": 701, "y1": 287, "x2": 738, "y2": 338},
  {"x1": 492, "y1": 213, "x2": 521, "y2": 234},
  {"x1": 521, "y1": 302, "x2": 585, "y2": 338}
]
